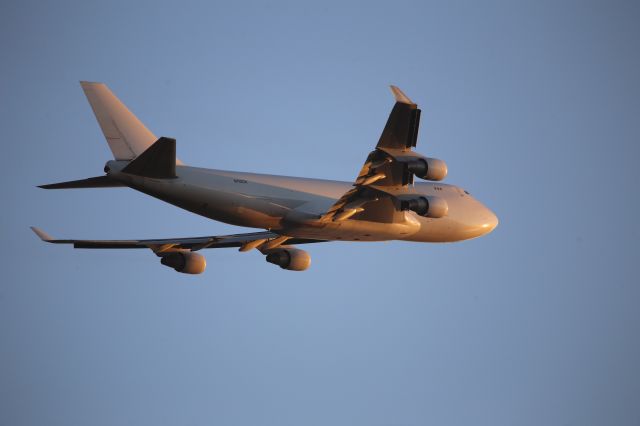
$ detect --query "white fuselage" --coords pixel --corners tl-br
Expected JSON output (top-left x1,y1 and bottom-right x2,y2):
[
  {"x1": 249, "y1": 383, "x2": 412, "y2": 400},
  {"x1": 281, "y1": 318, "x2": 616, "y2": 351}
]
[{"x1": 107, "y1": 161, "x2": 498, "y2": 243}]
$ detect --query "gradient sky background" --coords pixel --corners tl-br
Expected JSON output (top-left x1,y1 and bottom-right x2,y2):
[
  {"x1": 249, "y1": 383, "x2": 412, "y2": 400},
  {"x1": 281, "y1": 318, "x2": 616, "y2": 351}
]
[{"x1": 1, "y1": 1, "x2": 639, "y2": 425}]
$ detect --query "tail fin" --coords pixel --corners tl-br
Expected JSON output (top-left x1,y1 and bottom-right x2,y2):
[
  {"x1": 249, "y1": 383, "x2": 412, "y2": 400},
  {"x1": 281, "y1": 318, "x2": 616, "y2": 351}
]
[{"x1": 80, "y1": 81, "x2": 158, "y2": 161}]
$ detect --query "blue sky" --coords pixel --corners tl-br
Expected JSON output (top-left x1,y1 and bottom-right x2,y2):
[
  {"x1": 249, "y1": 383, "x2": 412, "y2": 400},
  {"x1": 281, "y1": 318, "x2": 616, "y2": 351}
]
[{"x1": 1, "y1": 1, "x2": 639, "y2": 425}]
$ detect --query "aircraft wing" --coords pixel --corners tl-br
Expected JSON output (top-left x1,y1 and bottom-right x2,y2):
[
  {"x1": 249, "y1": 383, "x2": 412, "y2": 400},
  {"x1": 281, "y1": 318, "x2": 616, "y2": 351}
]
[
  {"x1": 320, "y1": 86, "x2": 430, "y2": 223},
  {"x1": 377, "y1": 85, "x2": 421, "y2": 150},
  {"x1": 31, "y1": 227, "x2": 324, "y2": 251}
]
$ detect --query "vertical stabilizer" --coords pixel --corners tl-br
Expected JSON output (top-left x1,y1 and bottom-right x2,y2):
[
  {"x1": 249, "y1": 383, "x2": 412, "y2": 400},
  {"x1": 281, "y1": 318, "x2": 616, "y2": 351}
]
[{"x1": 80, "y1": 81, "x2": 157, "y2": 160}]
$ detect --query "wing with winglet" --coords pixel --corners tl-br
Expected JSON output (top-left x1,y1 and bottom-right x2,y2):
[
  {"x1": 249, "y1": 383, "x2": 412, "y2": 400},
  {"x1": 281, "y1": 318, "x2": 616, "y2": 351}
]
[
  {"x1": 30, "y1": 227, "x2": 323, "y2": 251},
  {"x1": 320, "y1": 86, "x2": 447, "y2": 224}
]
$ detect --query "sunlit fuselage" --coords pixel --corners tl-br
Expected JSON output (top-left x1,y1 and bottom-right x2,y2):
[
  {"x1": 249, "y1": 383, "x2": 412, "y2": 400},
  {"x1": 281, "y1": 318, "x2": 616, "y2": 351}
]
[{"x1": 107, "y1": 161, "x2": 498, "y2": 243}]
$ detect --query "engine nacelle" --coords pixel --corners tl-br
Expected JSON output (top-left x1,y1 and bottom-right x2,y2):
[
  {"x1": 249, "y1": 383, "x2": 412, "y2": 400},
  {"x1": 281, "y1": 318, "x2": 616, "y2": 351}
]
[
  {"x1": 401, "y1": 196, "x2": 448, "y2": 218},
  {"x1": 160, "y1": 251, "x2": 207, "y2": 274},
  {"x1": 265, "y1": 248, "x2": 311, "y2": 271},
  {"x1": 406, "y1": 157, "x2": 448, "y2": 181}
]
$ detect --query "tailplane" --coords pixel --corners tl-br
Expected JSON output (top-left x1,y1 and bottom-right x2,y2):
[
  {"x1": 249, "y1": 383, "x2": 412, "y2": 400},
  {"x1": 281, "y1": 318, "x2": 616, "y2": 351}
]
[
  {"x1": 38, "y1": 137, "x2": 177, "y2": 188},
  {"x1": 39, "y1": 176, "x2": 125, "y2": 190}
]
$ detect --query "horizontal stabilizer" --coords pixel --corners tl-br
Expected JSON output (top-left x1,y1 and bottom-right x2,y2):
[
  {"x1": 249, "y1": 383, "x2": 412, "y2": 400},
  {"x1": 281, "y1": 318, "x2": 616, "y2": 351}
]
[
  {"x1": 38, "y1": 175, "x2": 125, "y2": 189},
  {"x1": 122, "y1": 137, "x2": 176, "y2": 179}
]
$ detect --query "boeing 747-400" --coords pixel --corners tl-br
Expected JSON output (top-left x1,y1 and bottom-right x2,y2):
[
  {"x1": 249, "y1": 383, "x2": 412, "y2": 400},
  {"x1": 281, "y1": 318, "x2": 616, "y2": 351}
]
[{"x1": 32, "y1": 83, "x2": 498, "y2": 273}]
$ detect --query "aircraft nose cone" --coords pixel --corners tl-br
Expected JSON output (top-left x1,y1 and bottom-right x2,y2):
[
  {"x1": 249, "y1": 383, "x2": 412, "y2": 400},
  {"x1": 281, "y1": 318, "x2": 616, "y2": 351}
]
[{"x1": 481, "y1": 210, "x2": 499, "y2": 234}]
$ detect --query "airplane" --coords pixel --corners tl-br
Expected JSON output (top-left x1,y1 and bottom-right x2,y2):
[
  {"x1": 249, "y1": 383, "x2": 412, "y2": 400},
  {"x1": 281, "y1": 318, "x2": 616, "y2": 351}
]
[{"x1": 32, "y1": 82, "x2": 498, "y2": 274}]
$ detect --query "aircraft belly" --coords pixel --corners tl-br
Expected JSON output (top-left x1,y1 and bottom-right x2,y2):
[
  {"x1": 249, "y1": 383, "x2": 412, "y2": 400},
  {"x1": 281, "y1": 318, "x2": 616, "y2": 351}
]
[
  {"x1": 284, "y1": 212, "x2": 422, "y2": 242},
  {"x1": 401, "y1": 216, "x2": 459, "y2": 242}
]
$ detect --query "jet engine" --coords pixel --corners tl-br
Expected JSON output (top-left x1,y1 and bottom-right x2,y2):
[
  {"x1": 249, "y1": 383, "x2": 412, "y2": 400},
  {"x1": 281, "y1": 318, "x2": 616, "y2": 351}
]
[
  {"x1": 265, "y1": 248, "x2": 311, "y2": 271},
  {"x1": 160, "y1": 251, "x2": 207, "y2": 274},
  {"x1": 405, "y1": 157, "x2": 448, "y2": 181},
  {"x1": 401, "y1": 196, "x2": 448, "y2": 218}
]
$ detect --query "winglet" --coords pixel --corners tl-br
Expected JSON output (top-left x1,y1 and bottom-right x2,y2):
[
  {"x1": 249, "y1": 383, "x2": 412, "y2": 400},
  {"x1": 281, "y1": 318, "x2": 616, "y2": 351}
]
[
  {"x1": 31, "y1": 226, "x2": 54, "y2": 242},
  {"x1": 390, "y1": 85, "x2": 415, "y2": 105}
]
